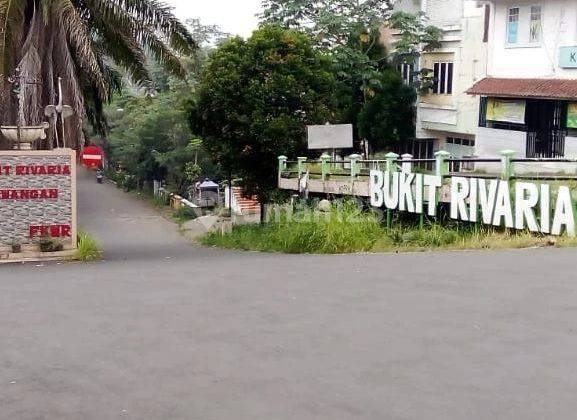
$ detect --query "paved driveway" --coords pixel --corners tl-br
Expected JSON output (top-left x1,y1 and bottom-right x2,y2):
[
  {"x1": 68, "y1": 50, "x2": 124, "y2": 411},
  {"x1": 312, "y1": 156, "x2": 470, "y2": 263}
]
[{"x1": 2, "y1": 170, "x2": 577, "y2": 419}]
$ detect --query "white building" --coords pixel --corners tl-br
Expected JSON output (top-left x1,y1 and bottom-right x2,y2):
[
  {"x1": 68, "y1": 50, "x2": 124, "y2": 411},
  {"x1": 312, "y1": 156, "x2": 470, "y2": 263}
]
[
  {"x1": 393, "y1": 0, "x2": 489, "y2": 163},
  {"x1": 468, "y1": 0, "x2": 577, "y2": 171}
]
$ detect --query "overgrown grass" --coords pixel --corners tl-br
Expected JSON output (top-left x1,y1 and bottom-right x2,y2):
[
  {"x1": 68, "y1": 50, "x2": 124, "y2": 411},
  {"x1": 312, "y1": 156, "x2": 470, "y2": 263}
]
[
  {"x1": 202, "y1": 201, "x2": 577, "y2": 254},
  {"x1": 173, "y1": 205, "x2": 200, "y2": 223},
  {"x1": 75, "y1": 232, "x2": 103, "y2": 262}
]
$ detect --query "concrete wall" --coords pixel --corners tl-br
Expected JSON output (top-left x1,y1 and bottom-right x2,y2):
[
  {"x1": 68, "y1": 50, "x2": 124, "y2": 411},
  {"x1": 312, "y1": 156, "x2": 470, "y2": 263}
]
[
  {"x1": 476, "y1": 128, "x2": 577, "y2": 173},
  {"x1": 393, "y1": 0, "x2": 422, "y2": 14},
  {"x1": 476, "y1": 126, "x2": 526, "y2": 156},
  {"x1": 488, "y1": 0, "x2": 577, "y2": 78},
  {"x1": 0, "y1": 149, "x2": 77, "y2": 250},
  {"x1": 425, "y1": 0, "x2": 464, "y2": 26}
]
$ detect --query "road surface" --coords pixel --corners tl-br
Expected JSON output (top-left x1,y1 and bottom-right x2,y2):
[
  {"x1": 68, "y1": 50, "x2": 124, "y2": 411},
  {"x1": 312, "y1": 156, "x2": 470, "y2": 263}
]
[{"x1": 2, "y1": 170, "x2": 577, "y2": 419}]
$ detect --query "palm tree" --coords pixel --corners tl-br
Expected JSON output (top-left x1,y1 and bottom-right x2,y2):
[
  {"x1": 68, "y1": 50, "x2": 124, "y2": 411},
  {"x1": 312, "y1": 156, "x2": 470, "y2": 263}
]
[{"x1": 0, "y1": 0, "x2": 196, "y2": 149}]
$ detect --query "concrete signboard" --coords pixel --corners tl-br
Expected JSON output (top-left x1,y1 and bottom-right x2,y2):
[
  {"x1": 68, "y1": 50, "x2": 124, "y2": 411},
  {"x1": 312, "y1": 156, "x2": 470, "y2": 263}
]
[
  {"x1": 370, "y1": 170, "x2": 576, "y2": 236},
  {"x1": 0, "y1": 149, "x2": 77, "y2": 250},
  {"x1": 560, "y1": 46, "x2": 577, "y2": 68},
  {"x1": 307, "y1": 124, "x2": 353, "y2": 150}
]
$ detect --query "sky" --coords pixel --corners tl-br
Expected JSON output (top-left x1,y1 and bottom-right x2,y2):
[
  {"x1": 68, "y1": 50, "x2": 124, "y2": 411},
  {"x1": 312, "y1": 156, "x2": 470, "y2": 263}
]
[{"x1": 165, "y1": 0, "x2": 263, "y2": 38}]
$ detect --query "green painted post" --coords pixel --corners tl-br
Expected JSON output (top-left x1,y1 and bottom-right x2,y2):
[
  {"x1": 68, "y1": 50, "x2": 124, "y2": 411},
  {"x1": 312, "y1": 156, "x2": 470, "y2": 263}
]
[
  {"x1": 278, "y1": 155, "x2": 287, "y2": 178},
  {"x1": 384, "y1": 152, "x2": 399, "y2": 228},
  {"x1": 500, "y1": 149, "x2": 516, "y2": 181},
  {"x1": 434, "y1": 150, "x2": 451, "y2": 178},
  {"x1": 384, "y1": 152, "x2": 399, "y2": 172},
  {"x1": 297, "y1": 157, "x2": 307, "y2": 178},
  {"x1": 432, "y1": 151, "x2": 451, "y2": 222},
  {"x1": 320, "y1": 153, "x2": 331, "y2": 182},
  {"x1": 349, "y1": 154, "x2": 362, "y2": 183}
]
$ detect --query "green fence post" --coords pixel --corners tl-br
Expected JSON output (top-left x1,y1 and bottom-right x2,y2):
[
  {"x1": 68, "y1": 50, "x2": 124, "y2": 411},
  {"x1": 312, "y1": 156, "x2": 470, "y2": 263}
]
[
  {"x1": 297, "y1": 157, "x2": 307, "y2": 178},
  {"x1": 384, "y1": 152, "x2": 399, "y2": 172},
  {"x1": 349, "y1": 154, "x2": 362, "y2": 183},
  {"x1": 278, "y1": 155, "x2": 287, "y2": 180},
  {"x1": 320, "y1": 153, "x2": 331, "y2": 182},
  {"x1": 500, "y1": 149, "x2": 516, "y2": 181},
  {"x1": 434, "y1": 150, "x2": 451, "y2": 178},
  {"x1": 384, "y1": 152, "x2": 399, "y2": 228}
]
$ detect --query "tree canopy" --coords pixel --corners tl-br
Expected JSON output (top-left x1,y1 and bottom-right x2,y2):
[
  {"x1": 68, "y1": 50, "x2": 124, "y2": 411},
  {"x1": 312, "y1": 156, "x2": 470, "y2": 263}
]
[
  {"x1": 190, "y1": 25, "x2": 336, "y2": 204},
  {"x1": 260, "y1": 0, "x2": 441, "y2": 154},
  {"x1": 0, "y1": 0, "x2": 196, "y2": 149}
]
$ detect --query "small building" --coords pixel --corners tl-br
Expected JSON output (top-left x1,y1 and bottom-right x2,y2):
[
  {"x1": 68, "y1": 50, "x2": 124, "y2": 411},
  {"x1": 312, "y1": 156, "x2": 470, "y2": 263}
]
[{"x1": 467, "y1": 0, "x2": 577, "y2": 172}]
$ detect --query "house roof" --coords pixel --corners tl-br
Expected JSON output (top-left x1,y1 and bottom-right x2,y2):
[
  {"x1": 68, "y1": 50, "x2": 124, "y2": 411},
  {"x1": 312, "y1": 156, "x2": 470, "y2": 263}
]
[
  {"x1": 199, "y1": 180, "x2": 219, "y2": 189},
  {"x1": 467, "y1": 78, "x2": 577, "y2": 100}
]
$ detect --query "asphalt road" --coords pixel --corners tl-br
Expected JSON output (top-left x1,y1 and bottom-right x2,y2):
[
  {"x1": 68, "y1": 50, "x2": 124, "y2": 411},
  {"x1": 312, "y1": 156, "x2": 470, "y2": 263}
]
[{"x1": 2, "y1": 170, "x2": 577, "y2": 419}]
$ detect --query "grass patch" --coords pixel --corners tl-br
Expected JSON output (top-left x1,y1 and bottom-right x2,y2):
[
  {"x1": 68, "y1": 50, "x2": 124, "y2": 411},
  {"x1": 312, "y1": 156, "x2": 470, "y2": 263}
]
[
  {"x1": 202, "y1": 201, "x2": 577, "y2": 254},
  {"x1": 172, "y1": 205, "x2": 200, "y2": 224},
  {"x1": 75, "y1": 232, "x2": 103, "y2": 262}
]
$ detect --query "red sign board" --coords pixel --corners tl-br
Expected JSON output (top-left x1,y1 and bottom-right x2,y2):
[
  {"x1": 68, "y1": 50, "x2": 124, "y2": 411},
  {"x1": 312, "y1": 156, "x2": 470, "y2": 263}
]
[{"x1": 81, "y1": 146, "x2": 104, "y2": 169}]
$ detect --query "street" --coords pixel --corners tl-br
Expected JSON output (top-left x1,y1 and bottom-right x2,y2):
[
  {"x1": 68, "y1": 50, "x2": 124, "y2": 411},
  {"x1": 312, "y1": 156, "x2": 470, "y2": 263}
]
[{"x1": 2, "y1": 171, "x2": 577, "y2": 419}]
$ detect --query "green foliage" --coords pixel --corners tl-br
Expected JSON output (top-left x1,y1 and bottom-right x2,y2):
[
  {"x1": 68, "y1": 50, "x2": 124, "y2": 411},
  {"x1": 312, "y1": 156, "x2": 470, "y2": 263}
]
[
  {"x1": 190, "y1": 26, "x2": 337, "y2": 203},
  {"x1": 389, "y1": 11, "x2": 443, "y2": 60},
  {"x1": 173, "y1": 205, "x2": 200, "y2": 223},
  {"x1": 203, "y1": 201, "x2": 577, "y2": 254},
  {"x1": 76, "y1": 232, "x2": 103, "y2": 262},
  {"x1": 103, "y1": 20, "x2": 225, "y2": 194},
  {"x1": 260, "y1": 0, "x2": 439, "y2": 153},
  {"x1": 357, "y1": 70, "x2": 416, "y2": 150},
  {"x1": 203, "y1": 200, "x2": 382, "y2": 253},
  {"x1": 260, "y1": 0, "x2": 393, "y2": 48},
  {"x1": 389, "y1": 11, "x2": 443, "y2": 93},
  {"x1": 38, "y1": 237, "x2": 64, "y2": 253},
  {"x1": 106, "y1": 82, "x2": 218, "y2": 194},
  {"x1": 150, "y1": 194, "x2": 170, "y2": 208}
]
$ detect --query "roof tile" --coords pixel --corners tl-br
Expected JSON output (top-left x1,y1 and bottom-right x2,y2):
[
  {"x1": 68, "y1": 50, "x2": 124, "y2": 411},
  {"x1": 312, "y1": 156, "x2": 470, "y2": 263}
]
[{"x1": 467, "y1": 78, "x2": 577, "y2": 100}]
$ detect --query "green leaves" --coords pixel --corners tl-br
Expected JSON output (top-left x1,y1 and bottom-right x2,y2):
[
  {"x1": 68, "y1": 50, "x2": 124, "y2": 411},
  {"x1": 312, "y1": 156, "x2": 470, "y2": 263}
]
[
  {"x1": 192, "y1": 26, "x2": 336, "y2": 202},
  {"x1": 260, "y1": 0, "x2": 394, "y2": 48},
  {"x1": 389, "y1": 11, "x2": 443, "y2": 63}
]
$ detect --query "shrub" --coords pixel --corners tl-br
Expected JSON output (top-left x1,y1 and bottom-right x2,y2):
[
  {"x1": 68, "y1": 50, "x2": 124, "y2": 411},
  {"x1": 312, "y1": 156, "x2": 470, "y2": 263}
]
[
  {"x1": 76, "y1": 232, "x2": 102, "y2": 262},
  {"x1": 174, "y1": 205, "x2": 199, "y2": 222},
  {"x1": 38, "y1": 237, "x2": 64, "y2": 252},
  {"x1": 151, "y1": 194, "x2": 170, "y2": 207}
]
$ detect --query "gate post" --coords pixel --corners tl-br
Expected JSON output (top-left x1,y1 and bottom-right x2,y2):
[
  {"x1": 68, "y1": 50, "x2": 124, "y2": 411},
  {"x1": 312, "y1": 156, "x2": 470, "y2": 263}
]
[
  {"x1": 500, "y1": 149, "x2": 516, "y2": 181},
  {"x1": 278, "y1": 155, "x2": 287, "y2": 181},
  {"x1": 297, "y1": 157, "x2": 307, "y2": 177},
  {"x1": 434, "y1": 150, "x2": 451, "y2": 178},
  {"x1": 320, "y1": 153, "x2": 331, "y2": 182},
  {"x1": 349, "y1": 154, "x2": 362, "y2": 183}
]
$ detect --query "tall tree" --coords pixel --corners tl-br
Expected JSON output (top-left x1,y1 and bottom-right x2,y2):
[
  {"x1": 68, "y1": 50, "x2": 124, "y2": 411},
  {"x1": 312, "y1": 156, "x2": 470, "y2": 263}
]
[
  {"x1": 260, "y1": 0, "x2": 441, "y2": 154},
  {"x1": 190, "y1": 26, "x2": 336, "y2": 212},
  {"x1": 260, "y1": 0, "x2": 393, "y2": 48},
  {"x1": 0, "y1": 0, "x2": 196, "y2": 149}
]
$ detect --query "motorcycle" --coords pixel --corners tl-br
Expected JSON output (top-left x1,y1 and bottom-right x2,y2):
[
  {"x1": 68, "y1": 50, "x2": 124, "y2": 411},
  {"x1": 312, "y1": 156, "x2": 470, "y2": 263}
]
[{"x1": 96, "y1": 170, "x2": 103, "y2": 184}]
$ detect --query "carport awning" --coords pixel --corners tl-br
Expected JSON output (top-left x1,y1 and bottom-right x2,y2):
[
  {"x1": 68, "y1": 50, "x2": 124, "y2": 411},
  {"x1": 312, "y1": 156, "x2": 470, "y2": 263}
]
[{"x1": 467, "y1": 77, "x2": 577, "y2": 100}]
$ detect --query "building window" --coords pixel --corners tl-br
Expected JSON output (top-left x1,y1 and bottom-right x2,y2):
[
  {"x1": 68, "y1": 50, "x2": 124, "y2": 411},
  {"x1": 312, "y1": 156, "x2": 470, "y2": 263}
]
[
  {"x1": 398, "y1": 62, "x2": 414, "y2": 85},
  {"x1": 432, "y1": 62, "x2": 453, "y2": 94},
  {"x1": 529, "y1": 6, "x2": 542, "y2": 43},
  {"x1": 446, "y1": 137, "x2": 475, "y2": 147},
  {"x1": 507, "y1": 7, "x2": 519, "y2": 44}
]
